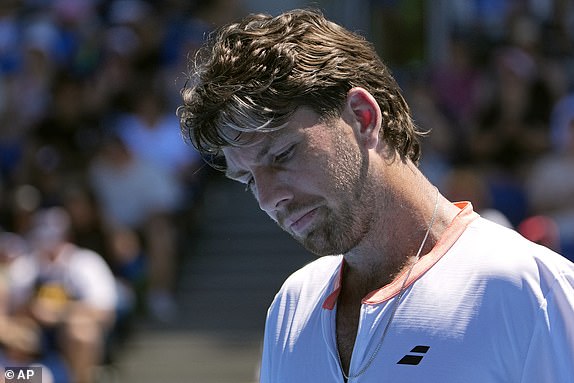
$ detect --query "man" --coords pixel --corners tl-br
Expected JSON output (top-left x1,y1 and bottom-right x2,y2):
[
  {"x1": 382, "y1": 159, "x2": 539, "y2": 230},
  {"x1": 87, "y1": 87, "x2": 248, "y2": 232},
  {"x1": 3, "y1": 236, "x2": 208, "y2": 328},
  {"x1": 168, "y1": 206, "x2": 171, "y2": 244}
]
[
  {"x1": 10, "y1": 208, "x2": 117, "y2": 383},
  {"x1": 178, "y1": 9, "x2": 574, "y2": 382}
]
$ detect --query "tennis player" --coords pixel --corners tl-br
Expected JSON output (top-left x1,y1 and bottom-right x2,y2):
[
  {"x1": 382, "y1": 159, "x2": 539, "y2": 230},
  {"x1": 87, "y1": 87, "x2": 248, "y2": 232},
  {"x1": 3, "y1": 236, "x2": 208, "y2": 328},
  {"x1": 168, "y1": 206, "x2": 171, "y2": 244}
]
[{"x1": 178, "y1": 9, "x2": 574, "y2": 382}]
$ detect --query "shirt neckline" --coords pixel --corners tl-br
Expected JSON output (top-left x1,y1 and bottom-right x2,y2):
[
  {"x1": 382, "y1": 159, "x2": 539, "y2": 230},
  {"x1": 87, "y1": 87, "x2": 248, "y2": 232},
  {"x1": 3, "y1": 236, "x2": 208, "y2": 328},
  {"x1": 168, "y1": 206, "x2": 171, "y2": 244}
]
[{"x1": 322, "y1": 201, "x2": 479, "y2": 310}]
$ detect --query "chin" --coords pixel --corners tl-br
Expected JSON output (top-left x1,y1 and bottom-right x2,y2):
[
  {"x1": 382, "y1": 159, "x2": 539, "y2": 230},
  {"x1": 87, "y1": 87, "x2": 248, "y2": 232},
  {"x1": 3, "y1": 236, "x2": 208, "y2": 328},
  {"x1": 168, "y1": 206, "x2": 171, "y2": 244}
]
[{"x1": 299, "y1": 229, "x2": 358, "y2": 257}]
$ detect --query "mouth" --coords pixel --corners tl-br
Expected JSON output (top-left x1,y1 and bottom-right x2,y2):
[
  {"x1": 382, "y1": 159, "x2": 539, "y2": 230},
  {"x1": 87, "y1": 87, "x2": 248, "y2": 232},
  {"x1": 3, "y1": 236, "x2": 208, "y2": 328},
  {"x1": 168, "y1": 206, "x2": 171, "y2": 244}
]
[{"x1": 286, "y1": 207, "x2": 319, "y2": 236}]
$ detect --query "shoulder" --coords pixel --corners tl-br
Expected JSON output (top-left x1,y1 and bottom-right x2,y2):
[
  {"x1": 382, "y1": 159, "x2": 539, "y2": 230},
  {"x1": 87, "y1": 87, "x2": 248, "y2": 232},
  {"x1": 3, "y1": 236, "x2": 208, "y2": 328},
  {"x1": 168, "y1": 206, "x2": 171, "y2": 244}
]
[
  {"x1": 66, "y1": 246, "x2": 114, "y2": 279},
  {"x1": 452, "y1": 217, "x2": 574, "y2": 297},
  {"x1": 67, "y1": 245, "x2": 105, "y2": 262},
  {"x1": 463, "y1": 217, "x2": 566, "y2": 263},
  {"x1": 7, "y1": 255, "x2": 39, "y2": 291},
  {"x1": 267, "y1": 255, "x2": 342, "y2": 316},
  {"x1": 277, "y1": 255, "x2": 342, "y2": 297}
]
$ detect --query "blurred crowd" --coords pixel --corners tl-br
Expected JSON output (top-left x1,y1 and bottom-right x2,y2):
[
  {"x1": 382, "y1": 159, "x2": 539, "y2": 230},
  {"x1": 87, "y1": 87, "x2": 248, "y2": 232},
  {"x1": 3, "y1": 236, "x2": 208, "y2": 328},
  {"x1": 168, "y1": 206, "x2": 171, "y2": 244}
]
[
  {"x1": 0, "y1": 0, "x2": 573, "y2": 382},
  {"x1": 0, "y1": 0, "x2": 220, "y2": 382},
  {"x1": 407, "y1": 0, "x2": 574, "y2": 259}
]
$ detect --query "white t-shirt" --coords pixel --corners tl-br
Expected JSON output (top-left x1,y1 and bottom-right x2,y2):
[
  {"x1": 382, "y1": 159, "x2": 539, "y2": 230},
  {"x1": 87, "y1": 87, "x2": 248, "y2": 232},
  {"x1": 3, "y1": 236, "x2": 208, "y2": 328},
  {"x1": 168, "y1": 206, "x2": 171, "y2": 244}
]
[
  {"x1": 117, "y1": 114, "x2": 200, "y2": 175},
  {"x1": 260, "y1": 203, "x2": 574, "y2": 382},
  {"x1": 89, "y1": 155, "x2": 183, "y2": 227},
  {"x1": 8, "y1": 244, "x2": 118, "y2": 312}
]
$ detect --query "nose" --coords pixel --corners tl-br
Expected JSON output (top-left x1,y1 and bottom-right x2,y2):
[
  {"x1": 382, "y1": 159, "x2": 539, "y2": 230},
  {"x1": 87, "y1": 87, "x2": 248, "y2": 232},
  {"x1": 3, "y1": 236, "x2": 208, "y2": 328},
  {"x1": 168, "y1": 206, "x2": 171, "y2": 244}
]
[{"x1": 252, "y1": 168, "x2": 293, "y2": 217}]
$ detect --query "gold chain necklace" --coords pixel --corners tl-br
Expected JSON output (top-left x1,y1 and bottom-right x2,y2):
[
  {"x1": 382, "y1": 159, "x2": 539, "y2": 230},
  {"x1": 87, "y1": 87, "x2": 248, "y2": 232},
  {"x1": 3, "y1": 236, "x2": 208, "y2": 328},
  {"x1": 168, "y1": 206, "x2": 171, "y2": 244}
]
[{"x1": 339, "y1": 187, "x2": 440, "y2": 381}]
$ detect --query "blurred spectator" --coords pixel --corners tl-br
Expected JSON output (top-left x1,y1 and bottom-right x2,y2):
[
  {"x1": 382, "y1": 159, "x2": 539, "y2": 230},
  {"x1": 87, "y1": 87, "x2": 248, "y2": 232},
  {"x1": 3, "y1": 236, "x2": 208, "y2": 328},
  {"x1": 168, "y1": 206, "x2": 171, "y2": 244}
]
[
  {"x1": 8, "y1": 208, "x2": 117, "y2": 383},
  {"x1": 61, "y1": 182, "x2": 139, "y2": 341},
  {"x1": 470, "y1": 44, "x2": 554, "y2": 171},
  {"x1": 407, "y1": 73, "x2": 455, "y2": 187},
  {"x1": 0, "y1": 232, "x2": 28, "y2": 313},
  {"x1": 430, "y1": 34, "x2": 481, "y2": 163},
  {"x1": 116, "y1": 83, "x2": 203, "y2": 204},
  {"x1": 0, "y1": 2, "x2": 20, "y2": 77},
  {"x1": 61, "y1": 184, "x2": 109, "y2": 263},
  {"x1": 27, "y1": 74, "x2": 102, "y2": 177},
  {"x1": 88, "y1": 133, "x2": 181, "y2": 322},
  {"x1": 525, "y1": 94, "x2": 574, "y2": 260},
  {"x1": 446, "y1": 0, "x2": 516, "y2": 40},
  {"x1": 468, "y1": 8, "x2": 566, "y2": 170},
  {"x1": 0, "y1": 232, "x2": 62, "y2": 383},
  {"x1": 3, "y1": 17, "x2": 56, "y2": 133},
  {"x1": 1, "y1": 184, "x2": 42, "y2": 236}
]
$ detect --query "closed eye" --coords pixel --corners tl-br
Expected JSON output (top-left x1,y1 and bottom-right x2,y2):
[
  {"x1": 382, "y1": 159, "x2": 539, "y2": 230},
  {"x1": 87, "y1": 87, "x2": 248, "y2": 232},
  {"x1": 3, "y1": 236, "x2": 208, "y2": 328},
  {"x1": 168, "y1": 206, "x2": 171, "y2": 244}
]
[{"x1": 272, "y1": 144, "x2": 296, "y2": 164}]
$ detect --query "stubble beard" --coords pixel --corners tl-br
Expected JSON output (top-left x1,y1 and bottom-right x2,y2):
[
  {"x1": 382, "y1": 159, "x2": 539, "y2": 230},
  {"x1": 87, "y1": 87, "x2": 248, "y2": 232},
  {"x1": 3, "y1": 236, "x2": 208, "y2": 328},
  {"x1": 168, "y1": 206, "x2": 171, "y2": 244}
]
[
  {"x1": 300, "y1": 200, "x2": 371, "y2": 256},
  {"x1": 296, "y1": 132, "x2": 373, "y2": 256}
]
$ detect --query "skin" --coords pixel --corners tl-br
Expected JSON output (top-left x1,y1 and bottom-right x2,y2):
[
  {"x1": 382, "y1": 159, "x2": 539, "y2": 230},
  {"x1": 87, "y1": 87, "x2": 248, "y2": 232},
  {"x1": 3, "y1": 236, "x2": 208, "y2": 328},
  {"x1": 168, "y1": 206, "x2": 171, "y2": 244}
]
[{"x1": 223, "y1": 87, "x2": 461, "y2": 375}]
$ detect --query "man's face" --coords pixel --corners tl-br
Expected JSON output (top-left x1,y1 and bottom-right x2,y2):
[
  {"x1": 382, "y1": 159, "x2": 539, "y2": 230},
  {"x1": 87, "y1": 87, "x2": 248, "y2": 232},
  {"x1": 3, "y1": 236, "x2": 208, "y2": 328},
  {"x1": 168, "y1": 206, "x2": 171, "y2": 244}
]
[{"x1": 223, "y1": 107, "x2": 376, "y2": 256}]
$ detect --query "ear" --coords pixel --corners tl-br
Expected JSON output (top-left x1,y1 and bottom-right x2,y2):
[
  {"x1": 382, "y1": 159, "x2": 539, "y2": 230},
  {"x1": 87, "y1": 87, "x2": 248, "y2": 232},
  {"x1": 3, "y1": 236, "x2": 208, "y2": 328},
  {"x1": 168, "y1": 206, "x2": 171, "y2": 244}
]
[{"x1": 346, "y1": 87, "x2": 382, "y2": 150}]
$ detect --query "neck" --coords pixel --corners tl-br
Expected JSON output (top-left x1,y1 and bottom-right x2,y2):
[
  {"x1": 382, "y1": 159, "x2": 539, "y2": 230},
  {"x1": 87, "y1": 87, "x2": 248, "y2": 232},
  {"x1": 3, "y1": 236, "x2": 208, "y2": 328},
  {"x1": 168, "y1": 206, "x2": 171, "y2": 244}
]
[{"x1": 341, "y1": 163, "x2": 458, "y2": 295}]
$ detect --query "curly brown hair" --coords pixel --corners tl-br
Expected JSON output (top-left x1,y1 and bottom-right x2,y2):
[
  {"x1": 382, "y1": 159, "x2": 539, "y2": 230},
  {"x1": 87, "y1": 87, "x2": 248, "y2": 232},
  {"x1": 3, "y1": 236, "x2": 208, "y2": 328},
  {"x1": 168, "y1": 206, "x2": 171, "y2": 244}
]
[{"x1": 178, "y1": 9, "x2": 424, "y2": 168}]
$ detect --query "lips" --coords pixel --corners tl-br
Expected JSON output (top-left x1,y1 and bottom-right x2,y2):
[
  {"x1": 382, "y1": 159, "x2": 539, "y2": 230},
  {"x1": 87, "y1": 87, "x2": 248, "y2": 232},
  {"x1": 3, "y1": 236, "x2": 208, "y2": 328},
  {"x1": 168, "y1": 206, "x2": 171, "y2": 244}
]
[{"x1": 287, "y1": 208, "x2": 318, "y2": 235}]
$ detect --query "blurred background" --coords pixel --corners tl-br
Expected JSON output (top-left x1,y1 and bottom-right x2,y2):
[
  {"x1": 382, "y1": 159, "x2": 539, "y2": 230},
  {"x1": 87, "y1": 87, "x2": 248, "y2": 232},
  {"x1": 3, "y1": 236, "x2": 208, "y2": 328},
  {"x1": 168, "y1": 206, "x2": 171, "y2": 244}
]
[{"x1": 0, "y1": 0, "x2": 573, "y2": 382}]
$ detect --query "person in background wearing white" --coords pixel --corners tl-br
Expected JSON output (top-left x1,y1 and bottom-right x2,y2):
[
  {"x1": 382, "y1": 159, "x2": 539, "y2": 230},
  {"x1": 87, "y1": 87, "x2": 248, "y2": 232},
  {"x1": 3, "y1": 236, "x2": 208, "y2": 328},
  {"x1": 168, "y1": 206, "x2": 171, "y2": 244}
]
[{"x1": 9, "y1": 208, "x2": 117, "y2": 383}]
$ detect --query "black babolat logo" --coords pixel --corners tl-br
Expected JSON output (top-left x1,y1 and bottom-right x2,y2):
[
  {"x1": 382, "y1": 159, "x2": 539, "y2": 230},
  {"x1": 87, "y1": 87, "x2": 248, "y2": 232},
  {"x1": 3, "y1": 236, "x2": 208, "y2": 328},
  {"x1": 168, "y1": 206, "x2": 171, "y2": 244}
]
[{"x1": 397, "y1": 345, "x2": 430, "y2": 365}]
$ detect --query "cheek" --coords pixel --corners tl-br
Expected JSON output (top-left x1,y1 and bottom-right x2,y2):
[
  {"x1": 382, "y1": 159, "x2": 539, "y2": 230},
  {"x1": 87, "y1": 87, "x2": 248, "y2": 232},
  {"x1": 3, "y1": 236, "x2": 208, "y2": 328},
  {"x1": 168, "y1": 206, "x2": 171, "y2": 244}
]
[
  {"x1": 326, "y1": 143, "x2": 364, "y2": 193},
  {"x1": 297, "y1": 128, "x2": 364, "y2": 195}
]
